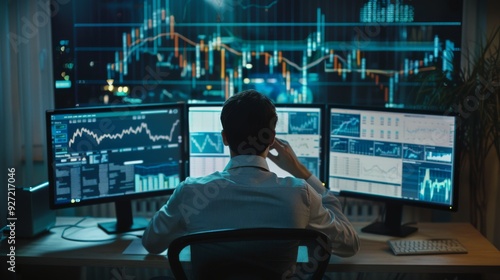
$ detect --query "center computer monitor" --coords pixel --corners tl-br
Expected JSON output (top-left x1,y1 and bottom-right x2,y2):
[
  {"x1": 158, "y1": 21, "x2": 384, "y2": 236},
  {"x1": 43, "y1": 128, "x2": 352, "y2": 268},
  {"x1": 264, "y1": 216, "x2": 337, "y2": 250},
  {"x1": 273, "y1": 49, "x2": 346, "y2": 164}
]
[
  {"x1": 188, "y1": 103, "x2": 324, "y2": 180},
  {"x1": 327, "y1": 105, "x2": 459, "y2": 237},
  {"x1": 46, "y1": 103, "x2": 187, "y2": 234}
]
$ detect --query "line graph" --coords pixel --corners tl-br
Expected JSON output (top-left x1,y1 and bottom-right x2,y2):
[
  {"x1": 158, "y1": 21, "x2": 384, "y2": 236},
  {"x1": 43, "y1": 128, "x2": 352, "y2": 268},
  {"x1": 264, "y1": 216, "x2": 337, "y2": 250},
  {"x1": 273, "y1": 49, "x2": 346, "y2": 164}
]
[
  {"x1": 374, "y1": 142, "x2": 402, "y2": 158},
  {"x1": 190, "y1": 132, "x2": 225, "y2": 154},
  {"x1": 403, "y1": 144, "x2": 424, "y2": 160},
  {"x1": 404, "y1": 127, "x2": 449, "y2": 145},
  {"x1": 331, "y1": 113, "x2": 360, "y2": 137},
  {"x1": 331, "y1": 137, "x2": 348, "y2": 153},
  {"x1": 403, "y1": 118, "x2": 453, "y2": 146},
  {"x1": 418, "y1": 167, "x2": 452, "y2": 204},
  {"x1": 288, "y1": 112, "x2": 320, "y2": 134},
  {"x1": 361, "y1": 160, "x2": 402, "y2": 185},
  {"x1": 68, "y1": 120, "x2": 180, "y2": 149},
  {"x1": 329, "y1": 154, "x2": 402, "y2": 185}
]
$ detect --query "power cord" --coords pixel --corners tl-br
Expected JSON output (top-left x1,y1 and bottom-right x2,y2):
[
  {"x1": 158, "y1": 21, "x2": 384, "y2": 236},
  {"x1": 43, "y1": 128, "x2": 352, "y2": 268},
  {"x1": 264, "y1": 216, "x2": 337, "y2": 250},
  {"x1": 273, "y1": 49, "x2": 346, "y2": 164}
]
[{"x1": 55, "y1": 217, "x2": 141, "y2": 242}]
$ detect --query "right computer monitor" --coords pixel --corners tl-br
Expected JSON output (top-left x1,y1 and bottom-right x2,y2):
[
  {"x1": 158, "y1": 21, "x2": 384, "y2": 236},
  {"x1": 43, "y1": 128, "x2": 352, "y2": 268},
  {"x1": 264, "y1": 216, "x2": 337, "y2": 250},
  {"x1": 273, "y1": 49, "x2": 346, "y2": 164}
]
[{"x1": 327, "y1": 105, "x2": 459, "y2": 237}]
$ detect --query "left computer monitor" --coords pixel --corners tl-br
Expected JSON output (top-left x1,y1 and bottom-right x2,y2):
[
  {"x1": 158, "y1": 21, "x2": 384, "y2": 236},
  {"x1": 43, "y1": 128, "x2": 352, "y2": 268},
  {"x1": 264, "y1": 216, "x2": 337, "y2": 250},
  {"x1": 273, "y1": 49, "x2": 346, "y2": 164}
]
[
  {"x1": 46, "y1": 103, "x2": 187, "y2": 234},
  {"x1": 188, "y1": 104, "x2": 324, "y2": 180}
]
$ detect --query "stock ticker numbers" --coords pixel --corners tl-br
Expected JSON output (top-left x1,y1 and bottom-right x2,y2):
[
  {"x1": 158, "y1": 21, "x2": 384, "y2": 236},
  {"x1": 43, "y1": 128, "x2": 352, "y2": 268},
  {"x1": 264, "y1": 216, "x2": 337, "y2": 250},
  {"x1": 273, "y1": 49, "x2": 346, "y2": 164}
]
[{"x1": 52, "y1": 0, "x2": 463, "y2": 107}]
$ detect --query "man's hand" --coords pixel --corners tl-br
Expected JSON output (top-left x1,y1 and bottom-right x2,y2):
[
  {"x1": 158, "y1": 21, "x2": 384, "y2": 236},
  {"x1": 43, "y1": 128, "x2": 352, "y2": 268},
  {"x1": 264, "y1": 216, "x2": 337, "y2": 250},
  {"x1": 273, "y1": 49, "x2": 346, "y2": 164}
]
[{"x1": 267, "y1": 138, "x2": 312, "y2": 180}]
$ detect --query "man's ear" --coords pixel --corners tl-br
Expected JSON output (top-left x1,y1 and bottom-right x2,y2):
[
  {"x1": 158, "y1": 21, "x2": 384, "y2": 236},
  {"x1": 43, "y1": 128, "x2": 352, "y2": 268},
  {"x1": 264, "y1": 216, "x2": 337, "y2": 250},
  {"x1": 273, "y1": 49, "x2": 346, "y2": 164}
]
[{"x1": 221, "y1": 130, "x2": 229, "y2": 146}]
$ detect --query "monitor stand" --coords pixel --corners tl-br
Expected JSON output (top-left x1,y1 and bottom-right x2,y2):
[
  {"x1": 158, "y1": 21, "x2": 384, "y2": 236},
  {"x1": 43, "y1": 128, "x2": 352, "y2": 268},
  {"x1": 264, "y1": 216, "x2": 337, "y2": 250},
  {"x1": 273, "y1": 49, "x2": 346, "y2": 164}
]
[
  {"x1": 361, "y1": 202, "x2": 417, "y2": 237},
  {"x1": 98, "y1": 200, "x2": 149, "y2": 234}
]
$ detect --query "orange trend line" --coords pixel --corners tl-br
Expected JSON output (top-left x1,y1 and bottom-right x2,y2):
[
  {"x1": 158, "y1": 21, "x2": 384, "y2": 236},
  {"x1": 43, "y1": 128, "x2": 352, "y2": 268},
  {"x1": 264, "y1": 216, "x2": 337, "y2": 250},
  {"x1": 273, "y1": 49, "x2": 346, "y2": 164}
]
[
  {"x1": 118, "y1": 21, "x2": 437, "y2": 93},
  {"x1": 220, "y1": 43, "x2": 242, "y2": 56},
  {"x1": 125, "y1": 30, "x2": 344, "y2": 74}
]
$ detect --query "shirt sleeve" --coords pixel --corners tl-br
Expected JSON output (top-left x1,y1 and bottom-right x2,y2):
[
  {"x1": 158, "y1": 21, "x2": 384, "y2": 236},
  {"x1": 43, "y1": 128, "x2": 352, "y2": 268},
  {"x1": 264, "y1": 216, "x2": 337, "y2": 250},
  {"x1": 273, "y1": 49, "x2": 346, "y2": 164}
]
[
  {"x1": 305, "y1": 175, "x2": 360, "y2": 257},
  {"x1": 141, "y1": 184, "x2": 188, "y2": 254}
]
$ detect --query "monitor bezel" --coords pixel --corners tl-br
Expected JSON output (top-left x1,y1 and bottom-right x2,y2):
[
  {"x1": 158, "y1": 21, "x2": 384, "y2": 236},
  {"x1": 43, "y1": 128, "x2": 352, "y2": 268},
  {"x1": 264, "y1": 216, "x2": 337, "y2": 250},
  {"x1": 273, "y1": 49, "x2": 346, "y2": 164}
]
[
  {"x1": 45, "y1": 102, "x2": 189, "y2": 210},
  {"x1": 326, "y1": 104, "x2": 461, "y2": 213}
]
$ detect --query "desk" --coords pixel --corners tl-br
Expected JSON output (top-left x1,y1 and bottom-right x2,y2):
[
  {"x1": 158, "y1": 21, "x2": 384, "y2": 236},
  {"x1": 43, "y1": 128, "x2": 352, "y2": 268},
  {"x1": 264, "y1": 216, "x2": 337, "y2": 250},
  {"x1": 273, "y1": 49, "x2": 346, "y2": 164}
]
[
  {"x1": 331, "y1": 223, "x2": 500, "y2": 274},
  {"x1": 1, "y1": 217, "x2": 500, "y2": 278}
]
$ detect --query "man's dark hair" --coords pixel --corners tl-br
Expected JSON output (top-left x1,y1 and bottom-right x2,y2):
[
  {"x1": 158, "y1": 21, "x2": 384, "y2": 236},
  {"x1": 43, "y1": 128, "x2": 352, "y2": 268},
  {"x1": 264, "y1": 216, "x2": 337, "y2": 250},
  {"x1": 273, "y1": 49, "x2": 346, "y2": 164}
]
[{"x1": 220, "y1": 89, "x2": 278, "y2": 155}]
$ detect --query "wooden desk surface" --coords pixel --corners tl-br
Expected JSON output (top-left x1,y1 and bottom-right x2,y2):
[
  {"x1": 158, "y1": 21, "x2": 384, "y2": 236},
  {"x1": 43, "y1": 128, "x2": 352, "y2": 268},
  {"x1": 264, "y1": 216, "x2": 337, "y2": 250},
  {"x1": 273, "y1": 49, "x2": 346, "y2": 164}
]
[
  {"x1": 1, "y1": 217, "x2": 500, "y2": 274},
  {"x1": 1, "y1": 217, "x2": 168, "y2": 269},
  {"x1": 330, "y1": 222, "x2": 500, "y2": 274}
]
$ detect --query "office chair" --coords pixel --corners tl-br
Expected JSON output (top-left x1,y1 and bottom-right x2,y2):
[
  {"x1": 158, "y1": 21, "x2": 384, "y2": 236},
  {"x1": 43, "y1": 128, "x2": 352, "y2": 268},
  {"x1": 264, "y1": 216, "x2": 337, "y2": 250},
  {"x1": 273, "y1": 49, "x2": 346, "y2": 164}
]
[{"x1": 167, "y1": 228, "x2": 332, "y2": 280}]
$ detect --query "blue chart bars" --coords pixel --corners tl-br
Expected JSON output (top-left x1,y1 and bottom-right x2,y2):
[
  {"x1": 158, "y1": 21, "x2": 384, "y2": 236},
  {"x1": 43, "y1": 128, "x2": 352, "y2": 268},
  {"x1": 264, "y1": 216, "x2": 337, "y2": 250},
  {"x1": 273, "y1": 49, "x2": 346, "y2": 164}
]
[
  {"x1": 52, "y1": 0, "x2": 463, "y2": 107},
  {"x1": 328, "y1": 107, "x2": 457, "y2": 207}
]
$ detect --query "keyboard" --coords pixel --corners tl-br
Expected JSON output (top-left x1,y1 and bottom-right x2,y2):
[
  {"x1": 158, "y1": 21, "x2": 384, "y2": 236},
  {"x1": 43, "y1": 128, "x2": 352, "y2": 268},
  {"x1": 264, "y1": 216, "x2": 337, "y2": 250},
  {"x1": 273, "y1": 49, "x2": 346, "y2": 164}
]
[{"x1": 388, "y1": 239, "x2": 468, "y2": 256}]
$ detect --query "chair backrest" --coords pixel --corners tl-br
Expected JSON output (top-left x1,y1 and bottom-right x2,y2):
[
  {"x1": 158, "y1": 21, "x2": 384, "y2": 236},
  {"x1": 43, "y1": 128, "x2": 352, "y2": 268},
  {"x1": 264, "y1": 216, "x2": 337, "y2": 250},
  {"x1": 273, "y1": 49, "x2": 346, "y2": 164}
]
[{"x1": 167, "y1": 228, "x2": 331, "y2": 280}]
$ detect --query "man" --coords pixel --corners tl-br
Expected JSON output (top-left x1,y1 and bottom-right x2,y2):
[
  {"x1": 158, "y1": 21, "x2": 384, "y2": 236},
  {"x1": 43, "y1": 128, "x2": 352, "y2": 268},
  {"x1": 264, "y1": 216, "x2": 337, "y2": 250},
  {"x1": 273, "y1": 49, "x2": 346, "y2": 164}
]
[{"x1": 142, "y1": 89, "x2": 359, "y2": 257}]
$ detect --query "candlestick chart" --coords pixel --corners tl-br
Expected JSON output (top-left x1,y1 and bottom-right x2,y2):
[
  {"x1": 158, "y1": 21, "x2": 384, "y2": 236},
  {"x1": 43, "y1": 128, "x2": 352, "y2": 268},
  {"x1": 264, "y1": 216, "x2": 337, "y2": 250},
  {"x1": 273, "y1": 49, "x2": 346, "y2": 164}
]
[{"x1": 52, "y1": 0, "x2": 463, "y2": 107}]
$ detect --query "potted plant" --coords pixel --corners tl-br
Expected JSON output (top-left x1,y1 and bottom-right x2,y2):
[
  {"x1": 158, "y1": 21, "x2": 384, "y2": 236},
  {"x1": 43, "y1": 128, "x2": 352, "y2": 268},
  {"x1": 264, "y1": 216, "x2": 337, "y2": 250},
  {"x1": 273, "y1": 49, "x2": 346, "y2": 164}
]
[{"x1": 409, "y1": 26, "x2": 500, "y2": 236}]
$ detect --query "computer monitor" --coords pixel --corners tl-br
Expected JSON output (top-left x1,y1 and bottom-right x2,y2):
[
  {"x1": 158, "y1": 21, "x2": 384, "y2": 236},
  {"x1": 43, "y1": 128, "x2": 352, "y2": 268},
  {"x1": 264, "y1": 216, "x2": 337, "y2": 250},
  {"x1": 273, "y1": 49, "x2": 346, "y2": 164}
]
[
  {"x1": 46, "y1": 103, "x2": 187, "y2": 234},
  {"x1": 327, "y1": 105, "x2": 459, "y2": 237},
  {"x1": 188, "y1": 104, "x2": 324, "y2": 180}
]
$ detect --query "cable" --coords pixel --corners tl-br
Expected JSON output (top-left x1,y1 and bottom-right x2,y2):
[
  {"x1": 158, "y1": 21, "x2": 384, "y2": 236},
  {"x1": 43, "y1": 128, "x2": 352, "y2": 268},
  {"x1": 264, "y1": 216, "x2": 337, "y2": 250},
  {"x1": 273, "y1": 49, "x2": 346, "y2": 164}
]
[{"x1": 58, "y1": 217, "x2": 140, "y2": 242}]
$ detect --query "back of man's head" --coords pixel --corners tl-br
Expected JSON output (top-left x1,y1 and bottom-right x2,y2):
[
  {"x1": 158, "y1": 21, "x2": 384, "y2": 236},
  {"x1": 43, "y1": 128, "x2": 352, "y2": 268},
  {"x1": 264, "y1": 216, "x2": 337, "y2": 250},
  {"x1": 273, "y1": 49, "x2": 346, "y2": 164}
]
[{"x1": 220, "y1": 90, "x2": 277, "y2": 155}]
